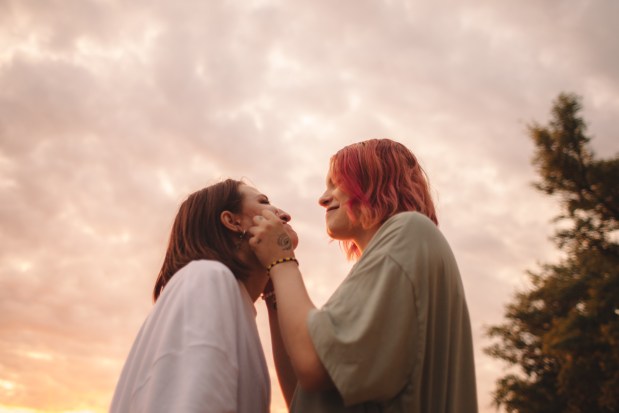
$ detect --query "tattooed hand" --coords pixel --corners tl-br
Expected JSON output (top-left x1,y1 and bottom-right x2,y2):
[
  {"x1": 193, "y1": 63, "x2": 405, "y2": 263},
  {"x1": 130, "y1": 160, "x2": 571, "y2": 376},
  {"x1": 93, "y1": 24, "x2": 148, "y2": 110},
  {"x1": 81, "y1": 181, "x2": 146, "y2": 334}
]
[
  {"x1": 248, "y1": 210, "x2": 298, "y2": 268},
  {"x1": 277, "y1": 233, "x2": 293, "y2": 251}
]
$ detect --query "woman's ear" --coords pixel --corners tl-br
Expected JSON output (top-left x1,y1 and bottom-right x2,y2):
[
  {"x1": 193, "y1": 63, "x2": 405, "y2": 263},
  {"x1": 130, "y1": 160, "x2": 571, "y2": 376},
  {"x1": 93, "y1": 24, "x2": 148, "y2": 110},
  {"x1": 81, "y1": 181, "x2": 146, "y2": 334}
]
[{"x1": 220, "y1": 210, "x2": 241, "y2": 232}]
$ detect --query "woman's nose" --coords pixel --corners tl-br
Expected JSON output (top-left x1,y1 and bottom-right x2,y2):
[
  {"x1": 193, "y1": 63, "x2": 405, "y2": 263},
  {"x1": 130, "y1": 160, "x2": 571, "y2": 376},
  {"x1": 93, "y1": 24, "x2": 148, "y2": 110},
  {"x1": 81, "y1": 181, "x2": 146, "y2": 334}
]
[
  {"x1": 318, "y1": 192, "x2": 331, "y2": 208},
  {"x1": 276, "y1": 209, "x2": 291, "y2": 222}
]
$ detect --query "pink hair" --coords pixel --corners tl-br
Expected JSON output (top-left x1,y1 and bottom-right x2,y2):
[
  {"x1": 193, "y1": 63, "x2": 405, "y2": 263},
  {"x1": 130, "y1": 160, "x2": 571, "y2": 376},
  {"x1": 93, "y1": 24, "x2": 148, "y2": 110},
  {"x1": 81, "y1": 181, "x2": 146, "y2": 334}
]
[{"x1": 330, "y1": 138, "x2": 438, "y2": 260}]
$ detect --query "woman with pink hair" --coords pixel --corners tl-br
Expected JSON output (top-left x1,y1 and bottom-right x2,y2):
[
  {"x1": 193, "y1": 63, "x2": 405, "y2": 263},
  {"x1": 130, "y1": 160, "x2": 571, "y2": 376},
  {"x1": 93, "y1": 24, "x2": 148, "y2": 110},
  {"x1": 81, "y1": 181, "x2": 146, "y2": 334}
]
[{"x1": 250, "y1": 139, "x2": 478, "y2": 413}]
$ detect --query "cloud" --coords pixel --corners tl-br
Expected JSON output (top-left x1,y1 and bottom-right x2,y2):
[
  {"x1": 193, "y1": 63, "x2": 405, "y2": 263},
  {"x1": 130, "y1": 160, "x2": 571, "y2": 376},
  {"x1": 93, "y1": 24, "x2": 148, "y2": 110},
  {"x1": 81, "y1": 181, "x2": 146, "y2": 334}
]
[{"x1": 0, "y1": 0, "x2": 617, "y2": 411}]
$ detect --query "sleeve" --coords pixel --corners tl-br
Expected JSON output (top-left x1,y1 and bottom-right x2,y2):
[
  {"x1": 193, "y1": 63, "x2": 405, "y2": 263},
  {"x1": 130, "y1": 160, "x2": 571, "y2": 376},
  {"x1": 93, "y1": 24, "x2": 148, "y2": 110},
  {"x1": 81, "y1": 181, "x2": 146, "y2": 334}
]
[
  {"x1": 307, "y1": 254, "x2": 419, "y2": 406},
  {"x1": 133, "y1": 261, "x2": 242, "y2": 413}
]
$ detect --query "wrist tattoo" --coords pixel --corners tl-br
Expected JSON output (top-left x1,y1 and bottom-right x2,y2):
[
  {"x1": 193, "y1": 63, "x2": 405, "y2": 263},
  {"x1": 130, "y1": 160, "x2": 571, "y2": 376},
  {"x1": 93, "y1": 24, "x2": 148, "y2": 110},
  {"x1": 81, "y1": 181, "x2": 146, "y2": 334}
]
[{"x1": 277, "y1": 233, "x2": 292, "y2": 250}]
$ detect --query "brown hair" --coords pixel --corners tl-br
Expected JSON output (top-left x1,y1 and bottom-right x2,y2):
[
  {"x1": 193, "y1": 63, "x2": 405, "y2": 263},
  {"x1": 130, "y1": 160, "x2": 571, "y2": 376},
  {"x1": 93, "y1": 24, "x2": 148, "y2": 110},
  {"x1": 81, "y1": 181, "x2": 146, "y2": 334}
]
[{"x1": 152, "y1": 179, "x2": 250, "y2": 301}]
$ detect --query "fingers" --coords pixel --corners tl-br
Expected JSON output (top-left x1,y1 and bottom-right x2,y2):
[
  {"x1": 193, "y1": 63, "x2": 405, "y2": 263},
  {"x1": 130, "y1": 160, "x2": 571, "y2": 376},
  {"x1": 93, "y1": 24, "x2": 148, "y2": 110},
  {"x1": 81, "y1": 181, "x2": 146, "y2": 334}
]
[
  {"x1": 248, "y1": 208, "x2": 290, "y2": 253},
  {"x1": 247, "y1": 212, "x2": 270, "y2": 247},
  {"x1": 250, "y1": 209, "x2": 279, "y2": 233},
  {"x1": 248, "y1": 236, "x2": 260, "y2": 246},
  {"x1": 258, "y1": 209, "x2": 278, "y2": 221}
]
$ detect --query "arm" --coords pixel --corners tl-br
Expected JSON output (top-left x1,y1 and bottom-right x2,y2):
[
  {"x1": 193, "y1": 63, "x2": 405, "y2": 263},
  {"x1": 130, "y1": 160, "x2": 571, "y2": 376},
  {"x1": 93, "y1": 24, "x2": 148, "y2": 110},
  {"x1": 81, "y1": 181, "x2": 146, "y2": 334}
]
[
  {"x1": 249, "y1": 212, "x2": 333, "y2": 391},
  {"x1": 269, "y1": 262, "x2": 333, "y2": 391},
  {"x1": 131, "y1": 263, "x2": 240, "y2": 412},
  {"x1": 252, "y1": 213, "x2": 420, "y2": 405},
  {"x1": 263, "y1": 283, "x2": 297, "y2": 405}
]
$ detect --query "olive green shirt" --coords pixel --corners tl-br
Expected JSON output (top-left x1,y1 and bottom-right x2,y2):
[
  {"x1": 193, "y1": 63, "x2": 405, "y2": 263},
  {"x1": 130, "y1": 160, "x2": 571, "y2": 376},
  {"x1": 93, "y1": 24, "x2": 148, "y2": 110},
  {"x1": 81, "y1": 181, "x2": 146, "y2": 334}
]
[{"x1": 291, "y1": 212, "x2": 478, "y2": 413}]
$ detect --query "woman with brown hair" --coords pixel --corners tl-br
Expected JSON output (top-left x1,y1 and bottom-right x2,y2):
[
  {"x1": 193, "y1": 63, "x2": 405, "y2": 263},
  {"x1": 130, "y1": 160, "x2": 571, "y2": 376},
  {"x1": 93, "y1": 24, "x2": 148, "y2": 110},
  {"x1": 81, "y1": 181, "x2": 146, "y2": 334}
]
[{"x1": 109, "y1": 179, "x2": 297, "y2": 413}]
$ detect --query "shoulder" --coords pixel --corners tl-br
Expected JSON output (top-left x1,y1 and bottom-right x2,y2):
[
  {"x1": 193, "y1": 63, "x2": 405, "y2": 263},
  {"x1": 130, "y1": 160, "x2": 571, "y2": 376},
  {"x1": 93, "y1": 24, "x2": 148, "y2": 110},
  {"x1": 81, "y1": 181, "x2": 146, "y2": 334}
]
[
  {"x1": 164, "y1": 260, "x2": 239, "y2": 298},
  {"x1": 372, "y1": 211, "x2": 440, "y2": 248},
  {"x1": 180, "y1": 259, "x2": 236, "y2": 279},
  {"x1": 151, "y1": 260, "x2": 246, "y2": 327},
  {"x1": 365, "y1": 211, "x2": 452, "y2": 267},
  {"x1": 386, "y1": 211, "x2": 436, "y2": 231}
]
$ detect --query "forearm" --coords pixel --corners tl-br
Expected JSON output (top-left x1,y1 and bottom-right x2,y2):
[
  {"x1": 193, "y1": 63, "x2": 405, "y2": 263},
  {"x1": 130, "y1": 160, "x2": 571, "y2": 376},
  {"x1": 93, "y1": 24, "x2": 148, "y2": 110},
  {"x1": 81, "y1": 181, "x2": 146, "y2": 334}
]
[
  {"x1": 267, "y1": 303, "x2": 297, "y2": 406},
  {"x1": 247, "y1": 211, "x2": 332, "y2": 390},
  {"x1": 269, "y1": 262, "x2": 332, "y2": 390}
]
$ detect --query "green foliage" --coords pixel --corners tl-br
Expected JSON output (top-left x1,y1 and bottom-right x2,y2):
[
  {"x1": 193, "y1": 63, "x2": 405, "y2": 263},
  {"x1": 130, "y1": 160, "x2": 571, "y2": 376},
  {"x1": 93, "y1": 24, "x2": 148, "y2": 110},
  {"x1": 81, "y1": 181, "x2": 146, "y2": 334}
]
[{"x1": 485, "y1": 93, "x2": 619, "y2": 413}]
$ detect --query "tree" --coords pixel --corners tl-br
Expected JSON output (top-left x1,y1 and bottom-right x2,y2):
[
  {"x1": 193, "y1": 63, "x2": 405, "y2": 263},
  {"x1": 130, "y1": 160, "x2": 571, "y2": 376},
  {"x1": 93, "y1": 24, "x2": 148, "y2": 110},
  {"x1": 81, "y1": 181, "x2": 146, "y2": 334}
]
[{"x1": 485, "y1": 93, "x2": 619, "y2": 413}]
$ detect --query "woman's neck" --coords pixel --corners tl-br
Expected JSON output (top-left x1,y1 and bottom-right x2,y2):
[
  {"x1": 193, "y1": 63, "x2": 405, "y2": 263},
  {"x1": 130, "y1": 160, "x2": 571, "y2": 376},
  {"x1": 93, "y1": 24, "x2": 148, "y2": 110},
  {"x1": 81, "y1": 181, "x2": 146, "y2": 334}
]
[
  {"x1": 354, "y1": 224, "x2": 381, "y2": 255},
  {"x1": 241, "y1": 270, "x2": 269, "y2": 302},
  {"x1": 235, "y1": 246, "x2": 269, "y2": 302}
]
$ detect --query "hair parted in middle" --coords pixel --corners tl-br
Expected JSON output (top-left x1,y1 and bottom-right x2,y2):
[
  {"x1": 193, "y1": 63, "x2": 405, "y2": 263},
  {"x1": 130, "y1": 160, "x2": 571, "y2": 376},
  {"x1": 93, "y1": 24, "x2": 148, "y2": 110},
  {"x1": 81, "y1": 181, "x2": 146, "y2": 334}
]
[
  {"x1": 330, "y1": 138, "x2": 438, "y2": 260},
  {"x1": 152, "y1": 178, "x2": 251, "y2": 302}
]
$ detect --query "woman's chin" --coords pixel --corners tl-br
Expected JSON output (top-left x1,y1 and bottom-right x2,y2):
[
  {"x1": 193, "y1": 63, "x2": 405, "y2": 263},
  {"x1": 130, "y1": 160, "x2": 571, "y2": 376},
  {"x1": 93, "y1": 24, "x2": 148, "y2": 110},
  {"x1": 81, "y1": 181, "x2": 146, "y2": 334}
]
[
  {"x1": 285, "y1": 226, "x2": 299, "y2": 250},
  {"x1": 290, "y1": 231, "x2": 300, "y2": 250}
]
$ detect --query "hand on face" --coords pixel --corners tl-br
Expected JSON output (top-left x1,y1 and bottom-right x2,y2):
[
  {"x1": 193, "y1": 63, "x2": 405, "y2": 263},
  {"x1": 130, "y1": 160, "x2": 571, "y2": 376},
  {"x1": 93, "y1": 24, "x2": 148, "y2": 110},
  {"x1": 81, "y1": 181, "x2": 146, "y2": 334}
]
[{"x1": 248, "y1": 210, "x2": 298, "y2": 269}]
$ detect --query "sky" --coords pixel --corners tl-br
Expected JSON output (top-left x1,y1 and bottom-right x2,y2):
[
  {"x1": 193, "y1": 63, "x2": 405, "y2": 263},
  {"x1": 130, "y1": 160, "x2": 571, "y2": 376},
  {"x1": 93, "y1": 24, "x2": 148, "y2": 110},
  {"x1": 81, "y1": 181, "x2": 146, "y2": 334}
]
[{"x1": 0, "y1": 0, "x2": 618, "y2": 412}]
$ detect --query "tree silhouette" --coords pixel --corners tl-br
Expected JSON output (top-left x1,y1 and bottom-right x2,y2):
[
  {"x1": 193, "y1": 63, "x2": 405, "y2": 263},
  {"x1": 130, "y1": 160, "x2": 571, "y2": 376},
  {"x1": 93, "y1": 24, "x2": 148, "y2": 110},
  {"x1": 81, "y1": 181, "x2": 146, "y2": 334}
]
[{"x1": 485, "y1": 93, "x2": 619, "y2": 413}]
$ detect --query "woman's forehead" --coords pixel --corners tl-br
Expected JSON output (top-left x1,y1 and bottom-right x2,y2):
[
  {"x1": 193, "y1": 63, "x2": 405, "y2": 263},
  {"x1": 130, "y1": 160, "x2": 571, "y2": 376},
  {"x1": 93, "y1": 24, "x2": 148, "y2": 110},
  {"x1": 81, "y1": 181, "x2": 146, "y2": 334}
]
[
  {"x1": 325, "y1": 166, "x2": 334, "y2": 181},
  {"x1": 239, "y1": 183, "x2": 263, "y2": 198}
]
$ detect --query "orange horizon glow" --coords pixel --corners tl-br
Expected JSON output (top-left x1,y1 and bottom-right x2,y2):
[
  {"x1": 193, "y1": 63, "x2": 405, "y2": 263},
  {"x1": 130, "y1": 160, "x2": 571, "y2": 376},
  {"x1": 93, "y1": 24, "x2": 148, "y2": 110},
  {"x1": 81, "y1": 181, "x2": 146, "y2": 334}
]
[{"x1": 2, "y1": 1, "x2": 617, "y2": 412}]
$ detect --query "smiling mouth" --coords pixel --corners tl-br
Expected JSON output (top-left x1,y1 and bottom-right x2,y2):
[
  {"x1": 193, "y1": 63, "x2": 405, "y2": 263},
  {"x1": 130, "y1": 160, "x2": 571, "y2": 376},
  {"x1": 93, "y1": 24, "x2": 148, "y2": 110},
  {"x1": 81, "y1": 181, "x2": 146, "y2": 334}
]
[{"x1": 327, "y1": 206, "x2": 339, "y2": 212}]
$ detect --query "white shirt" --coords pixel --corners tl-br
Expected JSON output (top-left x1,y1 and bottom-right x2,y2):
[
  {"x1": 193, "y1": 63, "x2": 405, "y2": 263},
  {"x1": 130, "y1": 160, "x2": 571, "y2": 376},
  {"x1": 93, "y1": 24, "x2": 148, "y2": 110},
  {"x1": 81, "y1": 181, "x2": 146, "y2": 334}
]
[{"x1": 110, "y1": 260, "x2": 270, "y2": 413}]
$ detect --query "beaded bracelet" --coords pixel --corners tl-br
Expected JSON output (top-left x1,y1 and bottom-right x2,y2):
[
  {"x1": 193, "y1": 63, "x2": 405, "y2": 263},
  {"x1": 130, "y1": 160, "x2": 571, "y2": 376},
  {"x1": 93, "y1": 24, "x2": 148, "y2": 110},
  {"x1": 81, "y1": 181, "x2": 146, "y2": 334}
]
[
  {"x1": 266, "y1": 257, "x2": 299, "y2": 274},
  {"x1": 262, "y1": 290, "x2": 276, "y2": 301},
  {"x1": 261, "y1": 290, "x2": 277, "y2": 310}
]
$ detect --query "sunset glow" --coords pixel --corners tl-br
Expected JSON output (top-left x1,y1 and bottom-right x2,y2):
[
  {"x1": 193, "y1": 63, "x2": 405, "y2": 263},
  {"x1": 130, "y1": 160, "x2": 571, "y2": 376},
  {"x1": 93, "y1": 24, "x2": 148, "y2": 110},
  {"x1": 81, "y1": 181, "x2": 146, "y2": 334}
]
[{"x1": 1, "y1": 0, "x2": 618, "y2": 412}]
